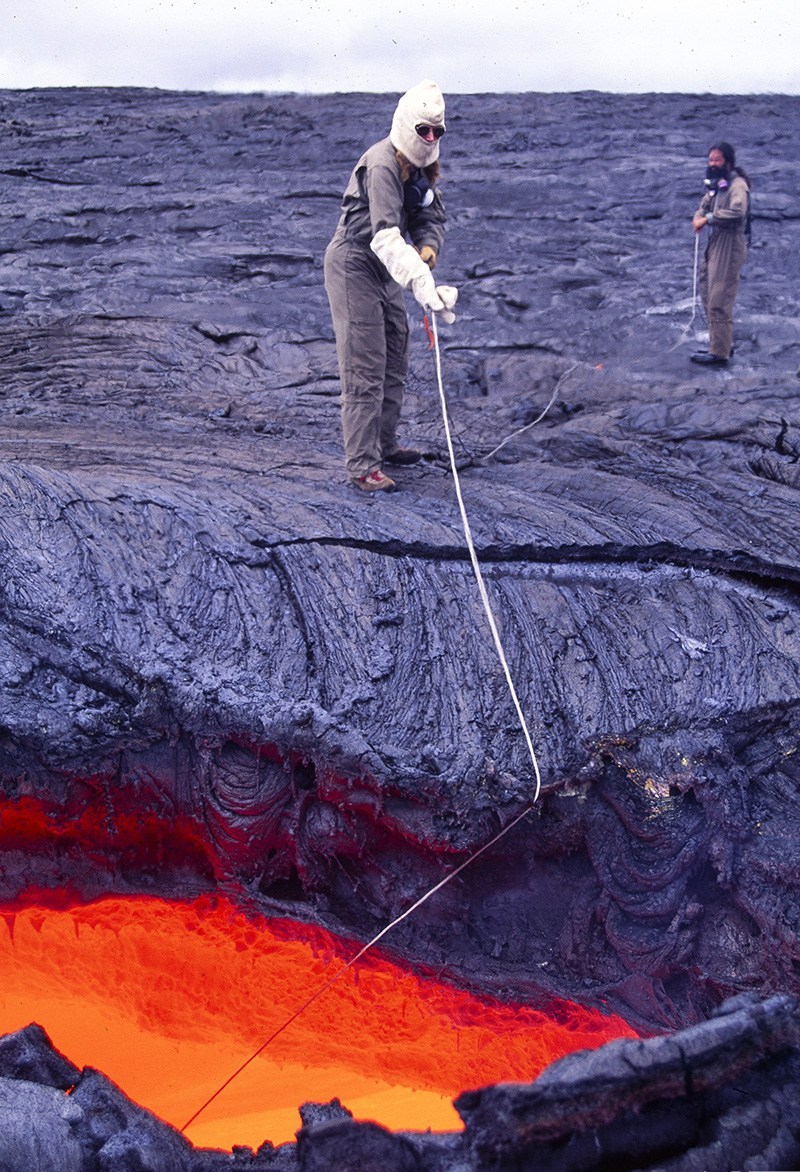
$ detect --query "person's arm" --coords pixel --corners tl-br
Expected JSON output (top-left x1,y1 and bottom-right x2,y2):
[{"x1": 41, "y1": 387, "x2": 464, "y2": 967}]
[
  {"x1": 693, "y1": 190, "x2": 713, "y2": 232},
  {"x1": 366, "y1": 158, "x2": 405, "y2": 237},
  {"x1": 364, "y1": 160, "x2": 444, "y2": 309},
  {"x1": 707, "y1": 176, "x2": 749, "y2": 226},
  {"x1": 370, "y1": 225, "x2": 446, "y2": 309}
]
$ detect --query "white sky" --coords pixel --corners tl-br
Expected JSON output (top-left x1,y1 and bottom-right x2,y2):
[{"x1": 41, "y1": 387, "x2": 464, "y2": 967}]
[{"x1": 1, "y1": 0, "x2": 798, "y2": 94}]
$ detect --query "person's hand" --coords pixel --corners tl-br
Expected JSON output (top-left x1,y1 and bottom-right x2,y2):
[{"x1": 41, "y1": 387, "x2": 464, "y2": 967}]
[
  {"x1": 411, "y1": 273, "x2": 458, "y2": 323},
  {"x1": 693, "y1": 213, "x2": 708, "y2": 232},
  {"x1": 412, "y1": 269, "x2": 440, "y2": 309},
  {"x1": 417, "y1": 245, "x2": 437, "y2": 270},
  {"x1": 434, "y1": 285, "x2": 458, "y2": 324}
]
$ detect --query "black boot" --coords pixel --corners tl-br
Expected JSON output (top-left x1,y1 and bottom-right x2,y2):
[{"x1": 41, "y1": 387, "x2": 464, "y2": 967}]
[
  {"x1": 690, "y1": 352, "x2": 728, "y2": 366},
  {"x1": 385, "y1": 448, "x2": 422, "y2": 465}
]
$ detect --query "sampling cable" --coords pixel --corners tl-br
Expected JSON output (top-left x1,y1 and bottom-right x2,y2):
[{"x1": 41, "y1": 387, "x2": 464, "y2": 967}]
[
  {"x1": 427, "y1": 308, "x2": 542, "y2": 802},
  {"x1": 180, "y1": 795, "x2": 535, "y2": 1134},
  {"x1": 669, "y1": 231, "x2": 702, "y2": 352},
  {"x1": 481, "y1": 361, "x2": 577, "y2": 465},
  {"x1": 181, "y1": 312, "x2": 544, "y2": 1134}
]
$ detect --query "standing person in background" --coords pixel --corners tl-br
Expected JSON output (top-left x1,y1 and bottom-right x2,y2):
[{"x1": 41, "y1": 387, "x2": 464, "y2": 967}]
[
  {"x1": 691, "y1": 141, "x2": 751, "y2": 367},
  {"x1": 324, "y1": 80, "x2": 457, "y2": 492}
]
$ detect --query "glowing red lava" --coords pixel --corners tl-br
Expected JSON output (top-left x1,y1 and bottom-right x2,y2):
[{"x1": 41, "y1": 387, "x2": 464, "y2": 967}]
[
  {"x1": 0, "y1": 788, "x2": 638, "y2": 1149},
  {"x1": 0, "y1": 892, "x2": 638, "y2": 1152}
]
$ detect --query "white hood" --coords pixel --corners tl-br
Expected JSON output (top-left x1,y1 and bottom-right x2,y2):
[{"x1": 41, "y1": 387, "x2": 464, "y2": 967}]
[{"x1": 389, "y1": 79, "x2": 445, "y2": 169}]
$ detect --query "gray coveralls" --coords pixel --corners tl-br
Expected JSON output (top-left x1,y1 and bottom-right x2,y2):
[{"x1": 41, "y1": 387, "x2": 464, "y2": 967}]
[
  {"x1": 324, "y1": 137, "x2": 446, "y2": 479},
  {"x1": 698, "y1": 172, "x2": 750, "y2": 360}
]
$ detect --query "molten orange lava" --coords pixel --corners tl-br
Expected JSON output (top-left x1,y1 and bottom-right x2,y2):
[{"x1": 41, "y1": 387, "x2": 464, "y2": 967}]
[{"x1": 0, "y1": 893, "x2": 637, "y2": 1152}]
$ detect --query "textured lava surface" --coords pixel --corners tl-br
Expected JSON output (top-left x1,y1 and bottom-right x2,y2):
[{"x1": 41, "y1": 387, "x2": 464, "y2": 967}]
[{"x1": 1, "y1": 87, "x2": 800, "y2": 1072}]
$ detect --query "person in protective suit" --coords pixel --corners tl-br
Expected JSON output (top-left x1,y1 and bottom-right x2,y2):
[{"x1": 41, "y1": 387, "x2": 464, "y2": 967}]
[
  {"x1": 691, "y1": 141, "x2": 751, "y2": 366},
  {"x1": 324, "y1": 80, "x2": 458, "y2": 491}
]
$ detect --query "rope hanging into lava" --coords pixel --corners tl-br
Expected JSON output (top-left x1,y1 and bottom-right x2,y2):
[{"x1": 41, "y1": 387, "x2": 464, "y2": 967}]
[
  {"x1": 180, "y1": 799, "x2": 535, "y2": 1133},
  {"x1": 427, "y1": 308, "x2": 542, "y2": 800},
  {"x1": 181, "y1": 310, "x2": 544, "y2": 1135}
]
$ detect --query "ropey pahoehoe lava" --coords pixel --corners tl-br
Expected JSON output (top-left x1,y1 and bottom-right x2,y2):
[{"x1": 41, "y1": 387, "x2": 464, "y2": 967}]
[{"x1": 1, "y1": 85, "x2": 800, "y2": 1170}]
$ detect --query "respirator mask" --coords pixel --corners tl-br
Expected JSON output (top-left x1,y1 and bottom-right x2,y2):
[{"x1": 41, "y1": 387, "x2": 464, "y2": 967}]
[
  {"x1": 404, "y1": 173, "x2": 435, "y2": 212},
  {"x1": 704, "y1": 164, "x2": 730, "y2": 191}
]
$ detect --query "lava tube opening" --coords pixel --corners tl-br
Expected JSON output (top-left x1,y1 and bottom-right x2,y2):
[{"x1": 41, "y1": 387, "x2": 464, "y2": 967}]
[{"x1": 0, "y1": 890, "x2": 638, "y2": 1152}]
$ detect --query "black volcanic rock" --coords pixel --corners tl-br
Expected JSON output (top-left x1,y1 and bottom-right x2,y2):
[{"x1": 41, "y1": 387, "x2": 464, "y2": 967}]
[
  {"x1": 1, "y1": 84, "x2": 800, "y2": 1119},
  {"x1": 455, "y1": 992, "x2": 800, "y2": 1169},
  {"x1": 0, "y1": 1021, "x2": 80, "y2": 1088},
  {"x1": 0, "y1": 1026, "x2": 196, "y2": 1171}
]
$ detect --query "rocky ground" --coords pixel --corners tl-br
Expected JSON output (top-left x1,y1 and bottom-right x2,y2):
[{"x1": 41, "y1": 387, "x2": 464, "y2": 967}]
[{"x1": 1, "y1": 86, "x2": 800, "y2": 1167}]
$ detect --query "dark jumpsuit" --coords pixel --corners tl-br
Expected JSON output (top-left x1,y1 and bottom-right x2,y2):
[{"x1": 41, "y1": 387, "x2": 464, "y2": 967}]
[
  {"x1": 697, "y1": 172, "x2": 750, "y2": 360},
  {"x1": 324, "y1": 137, "x2": 445, "y2": 479}
]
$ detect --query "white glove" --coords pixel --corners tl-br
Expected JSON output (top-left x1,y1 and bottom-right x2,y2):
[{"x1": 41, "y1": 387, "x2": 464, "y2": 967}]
[
  {"x1": 371, "y1": 226, "x2": 432, "y2": 289},
  {"x1": 435, "y1": 285, "x2": 458, "y2": 324},
  {"x1": 411, "y1": 279, "x2": 458, "y2": 323},
  {"x1": 410, "y1": 269, "x2": 441, "y2": 310},
  {"x1": 371, "y1": 227, "x2": 458, "y2": 321}
]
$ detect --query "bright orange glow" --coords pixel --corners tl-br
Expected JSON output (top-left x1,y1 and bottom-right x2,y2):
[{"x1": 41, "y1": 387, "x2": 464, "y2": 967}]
[{"x1": 0, "y1": 893, "x2": 637, "y2": 1152}]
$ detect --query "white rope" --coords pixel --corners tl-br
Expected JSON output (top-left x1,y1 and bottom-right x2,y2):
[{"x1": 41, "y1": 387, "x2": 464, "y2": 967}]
[
  {"x1": 481, "y1": 361, "x2": 577, "y2": 464},
  {"x1": 669, "y1": 232, "x2": 702, "y2": 351},
  {"x1": 430, "y1": 310, "x2": 542, "y2": 804},
  {"x1": 181, "y1": 793, "x2": 535, "y2": 1132},
  {"x1": 182, "y1": 318, "x2": 545, "y2": 1133}
]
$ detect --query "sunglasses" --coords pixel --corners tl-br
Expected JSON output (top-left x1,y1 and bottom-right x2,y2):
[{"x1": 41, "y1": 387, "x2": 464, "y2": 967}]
[{"x1": 415, "y1": 123, "x2": 445, "y2": 140}]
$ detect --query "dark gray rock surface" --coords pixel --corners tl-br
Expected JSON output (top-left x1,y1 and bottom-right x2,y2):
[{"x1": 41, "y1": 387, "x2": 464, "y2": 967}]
[{"x1": 1, "y1": 86, "x2": 800, "y2": 1164}]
